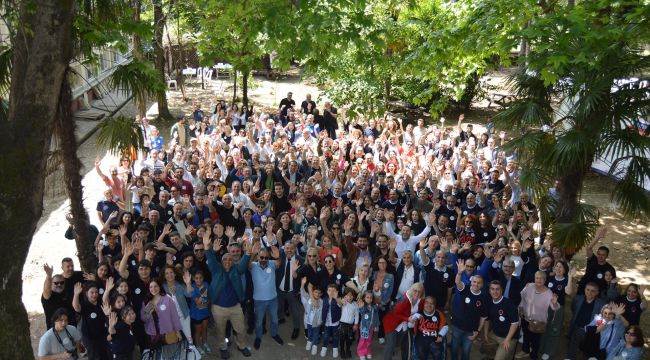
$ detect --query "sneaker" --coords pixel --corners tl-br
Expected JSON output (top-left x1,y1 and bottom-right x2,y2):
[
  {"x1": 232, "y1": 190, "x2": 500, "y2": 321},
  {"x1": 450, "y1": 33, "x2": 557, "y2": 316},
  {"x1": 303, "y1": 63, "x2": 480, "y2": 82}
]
[
  {"x1": 237, "y1": 346, "x2": 252, "y2": 357},
  {"x1": 333, "y1": 348, "x2": 339, "y2": 358},
  {"x1": 311, "y1": 345, "x2": 318, "y2": 356},
  {"x1": 360, "y1": 357, "x2": 366, "y2": 360},
  {"x1": 306, "y1": 341, "x2": 313, "y2": 351},
  {"x1": 272, "y1": 335, "x2": 284, "y2": 345},
  {"x1": 254, "y1": 338, "x2": 262, "y2": 350},
  {"x1": 515, "y1": 350, "x2": 529, "y2": 358},
  {"x1": 367, "y1": 355, "x2": 372, "y2": 359},
  {"x1": 198, "y1": 346, "x2": 206, "y2": 356},
  {"x1": 220, "y1": 348, "x2": 231, "y2": 360},
  {"x1": 378, "y1": 337, "x2": 385, "y2": 345},
  {"x1": 321, "y1": 347, "x2": 328, "y2": 357},
  {"x1": 204, "y1": 343, "x2": 212, "y2": 354}
]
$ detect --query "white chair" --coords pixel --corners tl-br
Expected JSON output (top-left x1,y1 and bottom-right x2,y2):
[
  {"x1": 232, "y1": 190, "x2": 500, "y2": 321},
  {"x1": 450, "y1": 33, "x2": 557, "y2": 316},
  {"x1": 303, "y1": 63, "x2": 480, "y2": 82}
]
[{"x1": 166, "y1": 74, "x2": 177, "y2": 90}]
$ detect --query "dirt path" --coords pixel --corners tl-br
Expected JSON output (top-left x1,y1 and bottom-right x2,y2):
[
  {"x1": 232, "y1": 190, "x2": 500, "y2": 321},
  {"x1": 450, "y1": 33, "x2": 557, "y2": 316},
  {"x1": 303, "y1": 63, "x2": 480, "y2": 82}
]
[{"x1": 24, "y1": 73, "x2": 650, "y2": 356}]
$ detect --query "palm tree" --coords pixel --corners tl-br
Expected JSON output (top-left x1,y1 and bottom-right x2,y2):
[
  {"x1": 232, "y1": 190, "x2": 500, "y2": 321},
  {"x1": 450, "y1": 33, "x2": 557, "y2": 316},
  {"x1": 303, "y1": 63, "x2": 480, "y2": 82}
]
[{"x1": 493, "y1": 0, "x2": 650, "y2": 251}]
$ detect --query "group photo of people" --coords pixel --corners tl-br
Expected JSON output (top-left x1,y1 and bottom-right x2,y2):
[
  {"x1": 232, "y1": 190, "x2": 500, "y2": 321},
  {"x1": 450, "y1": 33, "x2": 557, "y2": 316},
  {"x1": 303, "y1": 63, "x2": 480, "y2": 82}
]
[{"x1": 37, "y1": 92, "x2": 648, "y2": 360}]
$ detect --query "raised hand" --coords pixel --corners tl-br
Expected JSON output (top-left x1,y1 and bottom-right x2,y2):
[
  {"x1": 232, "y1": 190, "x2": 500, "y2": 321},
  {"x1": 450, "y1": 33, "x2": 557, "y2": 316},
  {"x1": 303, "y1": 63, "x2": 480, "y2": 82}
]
[
  {"x1": 456, "y1": 259, "x2": 465, "y2": 274},
  {"x1": 213, "y1": 238, "x2": 223, "y2": 253},
  {"x1": 108, "y1": 312, "x2": 118, "y2": 328},
  {"x1": 43, "y1": 263, "x2": 54, "y2": 277},
  {"x1": 183, "y1": 271, "x2": 192, "y2": 285},
  {"x1": 119, "y1": 224, "x2": 128, "y2": 238},
  {"x1": 225, "y1": 226, "x2": 236, "y2": 239},
  {"x1": 102, "y1": 303, "x2": 112, "y2": 316},
  {"x1": 106, "y1": 277, "x2": 115, "y2": 291},
  {"x1": 251, "y1": 241, "x2": 261, "y2": 256},
  {"x1": 74, "y1": 282, "x2": 83, "y2": 296},
  {"x1": 419, "y1": 237, "x2": 428, "y2": 251},
  {"x1": 270, "y1": 245, "x2": 280, "y2": 259},
  {"x1": 162, "y1": 223, "x2": 172, "y2": 235}
]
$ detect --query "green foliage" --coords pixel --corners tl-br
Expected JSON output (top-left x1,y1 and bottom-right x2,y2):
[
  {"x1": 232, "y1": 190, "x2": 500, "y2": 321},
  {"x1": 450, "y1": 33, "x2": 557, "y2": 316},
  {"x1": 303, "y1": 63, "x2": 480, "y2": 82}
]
[
  {"x1": 494, "y1": 0, "x2": 650, "y2": 248},
  {"x1": 96, "y1": 115, "x2": 145, "y2": 156},
  {"x1": 110, "y1": 60, "x2": 165, "y2": 112}
]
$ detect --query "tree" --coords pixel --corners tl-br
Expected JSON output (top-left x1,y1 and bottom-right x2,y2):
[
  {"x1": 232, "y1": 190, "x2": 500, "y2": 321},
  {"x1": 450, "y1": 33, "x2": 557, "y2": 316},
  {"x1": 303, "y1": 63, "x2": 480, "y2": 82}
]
[
  {"x1": 152, "y1": 0, "x2": 174, "y2": 120},
  {"x1": 0, "y1": 0, "x2": 76, "y2": 356},
  {"x1": 493, "y1": 0, "x2": 650, "y2": 250}
]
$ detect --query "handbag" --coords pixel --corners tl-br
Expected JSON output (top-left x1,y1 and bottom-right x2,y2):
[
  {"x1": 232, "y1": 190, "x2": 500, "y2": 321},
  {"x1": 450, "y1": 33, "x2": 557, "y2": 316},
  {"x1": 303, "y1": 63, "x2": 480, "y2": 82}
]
[{"x1": 164, "y1": 331, "x2": 180, "y2": 345}]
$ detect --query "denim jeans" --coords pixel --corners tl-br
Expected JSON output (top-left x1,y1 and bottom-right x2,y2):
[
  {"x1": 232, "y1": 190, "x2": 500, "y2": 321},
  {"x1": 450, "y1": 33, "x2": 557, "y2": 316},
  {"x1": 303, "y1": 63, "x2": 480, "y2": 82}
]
[
  {"x1": 322, "y1": 325, "x2": 339, "y2": 349},
  {"x1": 415, "y1": 336, "x2": 444, "y2": 360},
  {"x1": 450, "y1": 325, "x2": 474, "y2": 360},
  {"x1": 307, "y1": 324, "x2": 320, "y2": 345},
  {"x1": 254, "y1": 298, "x2": 279, "y2": 338}
]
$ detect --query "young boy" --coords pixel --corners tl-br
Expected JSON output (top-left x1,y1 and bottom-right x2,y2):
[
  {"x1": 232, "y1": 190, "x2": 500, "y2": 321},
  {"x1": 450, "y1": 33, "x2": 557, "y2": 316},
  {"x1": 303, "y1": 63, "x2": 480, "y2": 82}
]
[
  {"x1": 301, "y1": 277, "x2": 324, "y2": 355},
  {"x1": 338, "y1": 288, "x2": 360, "y2": 359},
  {"x1": 321, "y1": 284, "x2": 342, "y2": 358}
]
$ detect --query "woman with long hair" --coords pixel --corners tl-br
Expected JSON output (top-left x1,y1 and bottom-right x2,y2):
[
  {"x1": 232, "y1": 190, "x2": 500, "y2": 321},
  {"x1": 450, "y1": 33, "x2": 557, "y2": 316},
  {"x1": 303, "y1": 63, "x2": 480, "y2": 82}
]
[
  {"x1": 382, "y1": 282, "x2": 425, "y2": 360},
  {"x1": 160, "y1": 265, "x2": 193, "y2": 348},
  {"x1": 140, "y1": 279, "x2": 182, "y2": 352},
  {"x1": 606, "y1": 325, "x2": 645, "y2": 360}
]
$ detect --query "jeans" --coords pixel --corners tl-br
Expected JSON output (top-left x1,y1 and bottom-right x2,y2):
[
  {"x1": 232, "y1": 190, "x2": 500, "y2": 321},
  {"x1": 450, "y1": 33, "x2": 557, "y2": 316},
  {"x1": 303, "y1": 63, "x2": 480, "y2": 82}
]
[
  {"x1": 521, "y1": 318, "x2": 542, "y2": 360},
  {"x1": 414, "y1": 336, "x2": 444, "y2": 360},
  {"x1": 307, "y1": 324, "x2": 320, "y2": 345},
  {"x1": 322, "y1": 325, "x2": 339, "y2": 349},
  {"x1": 450, "y1": 325, "x2": 474, "y2": 360},
  {"x1": 254, "y1": 298, "x2": 279, "y2": 338}
]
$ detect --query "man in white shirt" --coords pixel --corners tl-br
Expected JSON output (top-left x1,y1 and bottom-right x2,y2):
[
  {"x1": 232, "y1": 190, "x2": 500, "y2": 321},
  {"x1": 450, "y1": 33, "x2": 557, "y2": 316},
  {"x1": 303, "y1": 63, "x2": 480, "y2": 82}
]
[
  {"x1": 228, "y1": 181, "x2": 255, "y2": 210},
  {"x1": 384, "y1": 211, "x2": 435, "y2": 259}
]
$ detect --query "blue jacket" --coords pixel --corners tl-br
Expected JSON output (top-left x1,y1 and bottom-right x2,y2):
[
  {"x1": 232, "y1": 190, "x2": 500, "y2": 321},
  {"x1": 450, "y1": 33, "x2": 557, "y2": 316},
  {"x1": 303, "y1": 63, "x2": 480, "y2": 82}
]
[
  {"x1": 371, "y1": 272, "x2": 394, "y2": 307},
  {"x1": 321, "y1": 297, "x2": 342, "y2": 325},
  {"x1": 358, "y1": 304, "x2": 379, "y2": 333},
  {"x1": 162, "y1": 281, "x2": 192, "y2": 318},
  {"x1": 205, "y1": 249, "x2": 250, "y2": 304}
]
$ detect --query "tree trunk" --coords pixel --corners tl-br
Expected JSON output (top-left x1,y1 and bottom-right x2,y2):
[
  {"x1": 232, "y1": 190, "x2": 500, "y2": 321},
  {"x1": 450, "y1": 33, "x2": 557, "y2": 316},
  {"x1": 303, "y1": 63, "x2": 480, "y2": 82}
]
[
  {"x1": 153, "y1": 0, "x2": 173, "y2": 120},
  {"x1": 176, "y1": 15, "x2": 187, "y2": 99},
  {"x1": 232, "y1": 70, "x2": 238, "y2": 104},
  {"x1": 242, "y1": 71, "x2": 249, "y2": 109},
  {"x1": 131, "y1": 0, "x2": 146, "y2": 118},
  {"x1": 555, "y1": 167, "x2": 587, "y2": 256},
  {"x1": 384, "y1": 77, "x2": 391, "y2": 111},
  {"x1": 54, "y1": 73, "x2": 97, "y2": 272},
  {"x1": 0, "y1": 0, "x2": 76, "y2": 357}
]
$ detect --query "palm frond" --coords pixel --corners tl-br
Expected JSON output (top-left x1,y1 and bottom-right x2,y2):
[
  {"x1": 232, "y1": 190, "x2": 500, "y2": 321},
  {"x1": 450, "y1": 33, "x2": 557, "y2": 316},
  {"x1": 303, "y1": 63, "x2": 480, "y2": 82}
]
[
  {"x1": 610, "y1": 158, "x2": 650, "y2": 218},
  {"x1": 109, "y1": 60, "x2": 164, "y2": 109},
  {"x1": 96, "y1": 115, "x2": 145, "y2": 156},
  {"x1": 546, "y1": 129, "x2": 596, "y2": 171},
  {"x1": 0, "y1": 45, "x2": 13, "y2": 96},
  {"x1": 551, "y1": 202, "x2": 599, "y2": 249}
]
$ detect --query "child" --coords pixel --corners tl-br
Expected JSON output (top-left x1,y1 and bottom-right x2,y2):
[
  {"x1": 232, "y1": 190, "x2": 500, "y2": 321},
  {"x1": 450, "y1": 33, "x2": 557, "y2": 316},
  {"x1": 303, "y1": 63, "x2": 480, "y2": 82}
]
[
  {"x1": 338, "y1": 288, "x2": 360, "y2": 359},
  {"x1": 108, "y1": 306, "x2": 137, "y2": 360},
  {"x1": 321, "y1": 284, "x2": 342, "y2": 358},
  {"x1": 301, "y1": 277, "x2": 324, "y2": 355},
  {"x1": 357, "y1": 290, "x2": 379, "y2": 360},
  {"x1": 190, "y1": 271, "x2": 211, "y2": 355}
]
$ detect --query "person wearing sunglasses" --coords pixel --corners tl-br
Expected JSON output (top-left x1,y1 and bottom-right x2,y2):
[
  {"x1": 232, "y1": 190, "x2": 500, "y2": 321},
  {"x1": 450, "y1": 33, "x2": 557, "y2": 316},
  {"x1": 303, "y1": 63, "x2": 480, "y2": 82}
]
[
  {"x1": 606, "y1": 325, "x2": 645, "y2": 360},
  {"x1": 249, "y1": 247, "x2": 284, "y2": 350},
  {"x1": 42, "y1": 263, "x2": 75, "y2": 329}
]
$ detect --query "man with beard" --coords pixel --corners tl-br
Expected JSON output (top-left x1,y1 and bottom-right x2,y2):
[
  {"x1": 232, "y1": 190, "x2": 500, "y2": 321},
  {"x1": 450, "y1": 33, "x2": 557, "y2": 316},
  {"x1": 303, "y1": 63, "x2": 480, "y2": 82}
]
[
  {"x1": 341, "y1": 224, "x2": 372, "y2": 277},
  {"x1": 42, "y1": 264, "x2": 76, "y2": 328}
]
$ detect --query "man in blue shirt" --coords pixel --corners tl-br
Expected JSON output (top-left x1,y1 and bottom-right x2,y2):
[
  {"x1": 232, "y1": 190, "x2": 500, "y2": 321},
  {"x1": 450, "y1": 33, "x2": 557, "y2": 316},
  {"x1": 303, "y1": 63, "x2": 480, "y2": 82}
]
[
  {"x1": 484, "y1": 281, "x2": 519, "y2": 360},
  {"x1": 451, "y1": 259, "x2": 488, "y2": 360},
  {"x1": 250, "y1": 247, "x2": 284, "y2": 349}
]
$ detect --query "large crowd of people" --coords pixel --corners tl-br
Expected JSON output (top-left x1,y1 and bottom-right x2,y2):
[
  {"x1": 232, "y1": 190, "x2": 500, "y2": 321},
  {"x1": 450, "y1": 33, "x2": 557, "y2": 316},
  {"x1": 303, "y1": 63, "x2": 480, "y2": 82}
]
[{"x1": 38, "y1": 92, "x2": 647, "y2": 360}]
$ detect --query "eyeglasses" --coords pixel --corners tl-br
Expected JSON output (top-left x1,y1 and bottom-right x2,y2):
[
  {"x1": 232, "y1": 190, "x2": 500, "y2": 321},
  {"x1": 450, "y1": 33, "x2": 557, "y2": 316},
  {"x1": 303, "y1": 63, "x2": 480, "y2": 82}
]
[
  {"x1": 194, "y1": 249, "x2": 204, "y2": 252},
  {"x1": 53, "y1": 281, "x2": 64, "y2": 285},
  {"x1": 325, "y1": 260, "x2": 334, "y2": 264},
  {"x1": 625, "y1": 332, "x2": 637, "y2": 336},
  {"x1": 332, "y1": 227, "x2": 340, "y2": 230},
  {"x1": 259, "y1": 256, "x2": 270, "y2": 260}
]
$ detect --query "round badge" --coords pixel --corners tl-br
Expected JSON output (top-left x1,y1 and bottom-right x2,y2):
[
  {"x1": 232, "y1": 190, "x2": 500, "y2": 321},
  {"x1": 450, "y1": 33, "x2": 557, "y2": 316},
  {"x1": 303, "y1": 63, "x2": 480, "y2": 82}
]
[
  {"x1": 135, "y1": 288, "x2": 141, "y2": 295},
  {"x1": 90, "y1": 312, "x2": 97, "y2": 319},
  {"x1": 432, "y1": 316, "x2": 437, "y2": 322},
  {"x1": 622, "y1": 351, "x2": 627, "y2": 357},
  {"x1": 465, "y1": 297, "x2": 470, "y2": 304},
  {"x1": 336, "y1": 274, "x2": 341, "y2": 280},
  {"x1": 463, "y1": 211, "x2": 468, "y2": 215},
  {"x1": 168, "y1": 210, "x2": 172, "y2": 215},
  {"x1": 548, "y1": 282, "x2": 554, "y2": 288},
  {"x1": 62, "y1": 337, "x2": 71, "y2": 345},
  {"x1": 450, "y1": 216, "x2": 455, "y2": 221},
  {"x1": 131, "y1": 260, "x2": 136, "y2": 266},
  {"x1": 172, "y1": 256, "x2": 177, "y2": 261},
  {"x1": 384, "y1": 283, "x2": 389, "y2": 288},
  {"x1": 364, "y1": 314, "x2": 369, "y2": 320},
  {"x1": 182, "y1": 186, "x2": 186, "y2": 190},
  {"x1": 99, "y1": 288, "x2": 104, "y2": 295},
  {"x1": 499, "y1": 316, "x2": 505, "y2": 322},
  {"x1": 443, "y1": 273, "x2": 449, "y2": 279},
  {"x1": 483, "y1": 232, "x2": 488, "y2": 237},
  {"x1": 160, "y1": 304, "x2": 167, "y2": 311},
  {"x1": 160, "y1": 186, "x2": 165, "y2": 191},
  {"x1": 265, "y1": 267, "x2": 272, "y2": 274},
  {"x1": 597, "y1": 273, "x2": 603, "y2": 279}
]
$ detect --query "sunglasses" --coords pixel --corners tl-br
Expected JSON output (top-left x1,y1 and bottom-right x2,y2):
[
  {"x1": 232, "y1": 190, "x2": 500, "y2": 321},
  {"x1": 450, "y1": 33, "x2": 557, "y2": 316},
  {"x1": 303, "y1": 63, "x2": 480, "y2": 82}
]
[
  {"x1": 53, "y1": 281, "x2": 64, "y2": 285},
  {"x1": 194, "y1": 249, "x2": 204, "y2": 252},
  {"x1": 325, "y1": 260, "x2": 334, "y2": 264}
]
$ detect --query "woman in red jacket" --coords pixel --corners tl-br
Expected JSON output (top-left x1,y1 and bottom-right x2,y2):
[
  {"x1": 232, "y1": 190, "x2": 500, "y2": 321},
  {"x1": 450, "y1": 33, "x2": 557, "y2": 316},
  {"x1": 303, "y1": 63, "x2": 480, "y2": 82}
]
[{"x1": 383, "y1": 282, "x2": 425, "y2": 360}]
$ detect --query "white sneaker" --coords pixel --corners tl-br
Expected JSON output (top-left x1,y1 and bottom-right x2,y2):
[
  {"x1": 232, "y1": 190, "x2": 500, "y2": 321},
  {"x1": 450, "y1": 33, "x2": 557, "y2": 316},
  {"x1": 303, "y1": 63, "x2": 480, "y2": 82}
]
[
  {"x1": 306, "y1": 341, "x2": 312, "y2": 351},
  {"x1": 312, "y1": 345, "x2": 318, "y2": 356},
  {"x1": 360, "y1": 356, "x2": 366, "y2": 360},
  {"x1": 320, "y1": 347, "x2": 328, "y2": 357},
  {"x1": 378, "y1": 337, "x2": 385, "y2": 345},
  {"x1": 333, "y1": 348, "x2": 339, "y2": 358},
  {"x1": 367, "y1": 355, "x2": 372, "y2": 359}
]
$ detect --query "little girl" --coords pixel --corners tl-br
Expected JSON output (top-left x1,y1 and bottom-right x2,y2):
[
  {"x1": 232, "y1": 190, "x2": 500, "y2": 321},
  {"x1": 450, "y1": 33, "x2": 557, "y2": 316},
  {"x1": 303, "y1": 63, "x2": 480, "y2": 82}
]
[
  {"x1": 357, "y1": 290, "x2": 379, "y2": 360},
  {"x1": 300, "y1": 277, "x2": 323, "y2": 356},
  {"x1": 190, "y1": 271, "x2": 211, "y2": 355}
]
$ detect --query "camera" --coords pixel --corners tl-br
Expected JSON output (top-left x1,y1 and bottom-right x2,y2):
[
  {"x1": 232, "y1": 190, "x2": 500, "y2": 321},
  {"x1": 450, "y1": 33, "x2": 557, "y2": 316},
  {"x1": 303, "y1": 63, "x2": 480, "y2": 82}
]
[{"x1": 67, "y1": 349, "x2": 79, "y2": 359}]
